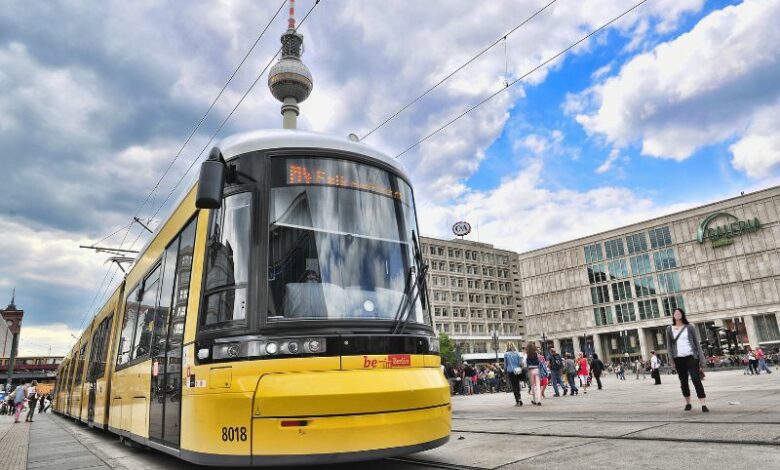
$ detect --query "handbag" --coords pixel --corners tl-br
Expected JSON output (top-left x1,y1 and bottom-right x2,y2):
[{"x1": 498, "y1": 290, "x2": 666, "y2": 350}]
[{"x1": 512, "y1": 367, "x2": 522, "y2": 375}]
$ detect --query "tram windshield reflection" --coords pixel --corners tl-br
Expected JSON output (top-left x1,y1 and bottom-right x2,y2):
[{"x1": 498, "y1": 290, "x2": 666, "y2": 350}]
[{"x1": 267, "y1": 157, "x2": 425, "y2": 324}]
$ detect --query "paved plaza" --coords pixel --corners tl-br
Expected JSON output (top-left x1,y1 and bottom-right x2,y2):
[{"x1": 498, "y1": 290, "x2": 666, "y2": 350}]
[{"x1": 1, "y1": 369, "x2": 779, "y2": 469}]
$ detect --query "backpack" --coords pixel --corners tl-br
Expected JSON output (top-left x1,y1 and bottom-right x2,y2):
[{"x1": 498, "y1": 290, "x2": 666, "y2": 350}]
[{"x1": 552, "y1": 354, "x2": 564, "y2": 371}]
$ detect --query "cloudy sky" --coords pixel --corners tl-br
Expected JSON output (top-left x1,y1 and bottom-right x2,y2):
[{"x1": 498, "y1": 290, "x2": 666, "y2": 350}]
[{"x1": 2, "y1": 0, "x2": 778, "y2": 355}]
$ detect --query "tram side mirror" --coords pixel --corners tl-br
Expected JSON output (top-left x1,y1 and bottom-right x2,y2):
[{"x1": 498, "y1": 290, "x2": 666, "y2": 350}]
[{"x1": 196, "y1": 147, "x2": 226, "y2": 209}]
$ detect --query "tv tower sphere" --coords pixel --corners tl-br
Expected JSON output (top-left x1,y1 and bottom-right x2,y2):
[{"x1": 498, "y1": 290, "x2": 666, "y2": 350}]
[{"x1": 268, "y1": 28, "x2": 313, "y2": 104}]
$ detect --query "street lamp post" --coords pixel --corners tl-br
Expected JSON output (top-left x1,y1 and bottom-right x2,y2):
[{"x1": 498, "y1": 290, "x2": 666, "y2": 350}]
[
  {"x1": 541, "y1": 331, "x2": 547, "y2": 358},
  {"x1": 491, "y1": 330, "x2": 500, "y2": 363}
]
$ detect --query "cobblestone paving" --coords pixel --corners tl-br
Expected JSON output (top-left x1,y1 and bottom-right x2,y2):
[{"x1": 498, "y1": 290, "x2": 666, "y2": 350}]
[{"x1": 0, "y1": 416, "x2": 30, "y2": 470}]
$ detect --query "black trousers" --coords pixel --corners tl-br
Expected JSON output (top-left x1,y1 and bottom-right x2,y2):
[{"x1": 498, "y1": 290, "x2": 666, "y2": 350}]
[
  {"x1": 593, "y1": 373, "x2": 603, "y2": 389},
  {"x1": 652, "y1": 368, "x2": 661, "y2": 384},
  {"x1": 673, "y1": 356, "x2": 706, "y2": 399},
  {"x1": 508, "y1": 373, "x2": 523, "y2": 403}
]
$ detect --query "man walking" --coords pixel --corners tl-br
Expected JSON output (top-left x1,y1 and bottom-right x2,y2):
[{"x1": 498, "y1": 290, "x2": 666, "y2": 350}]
[
  {"x1": 590, "y1": 353, "x2": 605, "y2": 389},
  {"x1": 548, "y1": 348, "x2": 566, "y2": 397},
  {"x1": 651, "y1": 350, "x2": 662, "y2": 385}
]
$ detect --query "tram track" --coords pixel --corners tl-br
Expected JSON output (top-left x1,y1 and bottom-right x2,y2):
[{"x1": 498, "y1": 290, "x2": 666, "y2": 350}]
[
  {"x1": 446, "y1": 426, "x2": 780, "y2": 448},
  {"x1": 454, "y1": 416, "x2": 780, "y2": 425}
]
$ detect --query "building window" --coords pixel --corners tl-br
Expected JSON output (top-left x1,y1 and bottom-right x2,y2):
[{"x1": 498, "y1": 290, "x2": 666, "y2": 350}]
[
  {"x1": 591, "y1": 285, "x2": 610, "y2": 304},
  {"x1": 604, "y1": 238, "x2": 625, "y2": 259},
  {"x1": 611, "y1": 281, "x2": 632, "y2": 301},
  {"x1": 626, "y1": 233, "x2": 648, "y2": 254},
  {"x1": 594, "y1": 306, "x2": 613, "y2": 326},
  {"x1": 615, "y1": 303, "x2": 637, "y2": 323},
  {"x1": 630, "y1": 254, "x2": 653, "y2": 276},
  {"x1": 607, "y1": 259, "x2": 629, "y2": 280},
  {"x1": 588, "y1": 264, "x2": 608, "y2": 284},
  {"x1": 661, "y1": 295, "x2": 685, "y2": 317},
  {"x1": 649, "y1": 226, "x2": 672, "y2": 249},
  {"x1": 584, "y1": 244, "x2": 604, "y2": 264},
  {"x1": 755, "y1": 314, "x2": 780, "y2": 343},
  {"x1": 657, "y1": 272, "x2": 681, "y2": 293},
  {"x1": 634, "y1": 276, "x2": 656, "y2": 297},
  {"x1": 653, "y1": 249, "x2": 677, "y2": 271},
  {"x1": 637, "y1": 299, "x2": 661, "y2": 320}
]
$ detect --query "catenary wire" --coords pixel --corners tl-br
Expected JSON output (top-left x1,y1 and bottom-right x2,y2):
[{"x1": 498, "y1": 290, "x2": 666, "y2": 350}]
[
  {"x1": 359, "y1": 0, "x2": 558, "y2": 141},
  {"x1": 396, "y1": 0, "x2": 649, "y2": 159},
  {"x1": 89, "y1": 0, "x2": 287, "y2": 245}
]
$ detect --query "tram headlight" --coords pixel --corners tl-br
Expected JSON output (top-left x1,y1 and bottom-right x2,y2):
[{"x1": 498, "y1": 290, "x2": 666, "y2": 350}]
[
  {"x1": 213, "y1": 343, "x2": 241, "y2": 359},
  {"x1": 265, "y1": 342, "x2": 279, "y2": 355},
  {"x1": 287, "y1": 341, "x2": 300, "y2": 354},
  {"x1": 307, "y1": 339, "x2": 322, "y2": 353},
  {"x1": 428, "y1": 336, "x2": 441, "y2": 353}
]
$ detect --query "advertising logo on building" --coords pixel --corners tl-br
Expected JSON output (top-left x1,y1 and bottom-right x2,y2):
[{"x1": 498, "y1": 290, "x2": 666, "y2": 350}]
[
  {"x1": 452, "y1": 221, "x2": 471, "y2": 237},
  {"x1": 697, "y1": 212, "x2": 761, "y2": 248}
]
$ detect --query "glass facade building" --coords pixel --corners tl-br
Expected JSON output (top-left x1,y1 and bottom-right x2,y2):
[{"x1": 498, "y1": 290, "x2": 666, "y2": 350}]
[{"x1": 518, "y1": 187, "x2": 780, "y2": 363}]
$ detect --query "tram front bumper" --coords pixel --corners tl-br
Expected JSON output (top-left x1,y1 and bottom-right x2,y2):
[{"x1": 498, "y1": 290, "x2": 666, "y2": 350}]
[{"x1": 251, "y1": 367, "x2": 451, "y2": 460}]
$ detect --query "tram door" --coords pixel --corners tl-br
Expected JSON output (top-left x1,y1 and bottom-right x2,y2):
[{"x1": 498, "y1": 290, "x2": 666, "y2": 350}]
[{"x1": 149, "y1": 219, "x2": 196, "y2": 447}]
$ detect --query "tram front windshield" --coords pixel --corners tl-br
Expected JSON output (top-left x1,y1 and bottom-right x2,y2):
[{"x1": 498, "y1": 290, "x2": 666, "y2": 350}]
[{"x1": 268, "y1": 157, "x2": 425, "y2": 325}]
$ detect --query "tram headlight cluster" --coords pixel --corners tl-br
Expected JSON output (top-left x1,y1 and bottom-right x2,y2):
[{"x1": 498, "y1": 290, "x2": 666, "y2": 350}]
[
  {"x1": 211, "y1": 337, "x2": 327, "y2": 360},
  {"x1": 428, "y1": 336, "x2": 441, "y2": 353}
]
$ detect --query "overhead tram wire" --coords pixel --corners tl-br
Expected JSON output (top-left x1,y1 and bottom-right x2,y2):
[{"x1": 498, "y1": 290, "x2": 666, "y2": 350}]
[
  {"x1": 88, "y1": 0, "x2": 287, "y2": 246},
  {"x1": 396, "y1": 0, "x2": 650, "y2": 159},
  {"x1": 72, "y1": 1, "x2": 295, "y2": 338},
  {"x1": 359, "y1": 0, "x2": 558, "y2": 141},
  {"x1": 129, "y1": 0, "x2": 323, "y2": 251}
]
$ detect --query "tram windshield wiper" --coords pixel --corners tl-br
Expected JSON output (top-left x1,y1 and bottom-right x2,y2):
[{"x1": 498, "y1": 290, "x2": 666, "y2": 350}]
[{"x1": 391, "y1": 231, "x2": 430, "y2": 335}]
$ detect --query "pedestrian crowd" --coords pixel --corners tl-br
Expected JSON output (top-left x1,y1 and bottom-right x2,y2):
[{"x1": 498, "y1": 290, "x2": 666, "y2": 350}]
[
  {"x1": 1, "y1": 380, "x2": 51, "y2": 423},
  {"x1": 441, "y1": 309, "x2": 780, "y2": 413}
]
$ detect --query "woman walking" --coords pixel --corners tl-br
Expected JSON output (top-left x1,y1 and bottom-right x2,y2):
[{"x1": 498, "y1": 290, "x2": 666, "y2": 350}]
[
  {"x1": 504, "y1": 342, "x2": 524, "y2": 406},
  {"x1": 576, "y1": 352, "x2": 590, "y2": 394},
  {"x1": 26, "y1": 380, "x2": 39, "y2": 422},
  {"x1": 666, "y1": 308, "x2": 709, "y2": 412},
  {"x1": 525, "y1": 342, "x2": 542, "y2": 406}
]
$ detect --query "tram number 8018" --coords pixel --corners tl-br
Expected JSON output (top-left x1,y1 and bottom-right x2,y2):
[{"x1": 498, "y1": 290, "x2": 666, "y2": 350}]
[{"x1": 221, "y1": 426, "x2": 248, "y2": 442}]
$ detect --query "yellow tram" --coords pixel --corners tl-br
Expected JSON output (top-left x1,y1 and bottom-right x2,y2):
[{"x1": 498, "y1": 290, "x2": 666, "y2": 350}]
[{"x1": 54, "y1": 129, "x2": 451, "y2": 466}]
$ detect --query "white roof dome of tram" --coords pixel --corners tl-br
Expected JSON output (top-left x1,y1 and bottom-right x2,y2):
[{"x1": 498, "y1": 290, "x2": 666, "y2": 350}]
[{"x1": 219, "y1": 129, "x2": 410, "y2": 180}]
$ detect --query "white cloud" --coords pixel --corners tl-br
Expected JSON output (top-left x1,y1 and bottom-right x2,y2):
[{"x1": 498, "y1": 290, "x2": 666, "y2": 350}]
[
  {"x1": 418, "y1": 158, "x2": 694, "y2": 252},
  {"x1": 729, "y1": 103, "x2": 780, "y2": 178},
  {"x1": 18, "y1": 324, "x2": 83, "y2": 356},
  {"x1": 596, "y1": 148, "x2": 621, "y2": 174},
  {"x1": 574, "y1": 0, "x2": 780, "y2": 173}
]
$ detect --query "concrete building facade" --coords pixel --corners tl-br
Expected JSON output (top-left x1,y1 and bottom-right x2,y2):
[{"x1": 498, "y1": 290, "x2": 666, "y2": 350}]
[
  {"x1": 421, "y1": 236, "x2": 523, "y2": 356},
  {"x1": 518, "y1": 187, "x2": 780, "y2": 364}
]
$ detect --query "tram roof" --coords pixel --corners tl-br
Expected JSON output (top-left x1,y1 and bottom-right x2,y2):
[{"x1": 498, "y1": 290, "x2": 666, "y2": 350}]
[{"x1": 219, "y1": 129, "x2": 409, "y2": 179}]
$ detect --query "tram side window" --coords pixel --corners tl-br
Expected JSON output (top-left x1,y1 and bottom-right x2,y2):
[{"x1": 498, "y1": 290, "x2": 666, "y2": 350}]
[
  {"x1": 201, "y1": 193, "x2": 251, "y2": 327},
  {"x1": 74, "y1": 343, "x2": 87, "y2": 386},
  {"x1": 132, "y1": 266, "x2": 162, "y2": 360},
  {"x1": 87, "y1": 315, "x2": 113, "y2": 380},
  {"x1": 117, "y1": 286, "x2": 141, "y2": 366},
  {"x1": 151, "y1": 217, "x2": 196, "y2": 355}
]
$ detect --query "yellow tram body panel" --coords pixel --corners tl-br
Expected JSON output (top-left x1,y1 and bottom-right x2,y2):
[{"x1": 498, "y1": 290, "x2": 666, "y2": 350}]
[
  {"x1": 110, "y1": 360, "x2": 153, "y2": 437},
  {"x1": 178, "y1": 354, "x2": 450, "y2": 461}
]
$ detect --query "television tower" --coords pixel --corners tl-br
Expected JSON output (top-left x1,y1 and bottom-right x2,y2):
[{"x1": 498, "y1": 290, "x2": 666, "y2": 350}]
[{"x1": 268, "y1": 0, "x2": 313, "y2": 129}]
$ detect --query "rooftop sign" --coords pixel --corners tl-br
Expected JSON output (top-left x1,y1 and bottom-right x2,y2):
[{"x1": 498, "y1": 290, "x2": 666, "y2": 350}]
[
  {"x1": 452, "y1": 221, "x2": 471, "y2": 237},
  {"x1": 697, "y1": 212, "x2": 760, "y2": 248}
]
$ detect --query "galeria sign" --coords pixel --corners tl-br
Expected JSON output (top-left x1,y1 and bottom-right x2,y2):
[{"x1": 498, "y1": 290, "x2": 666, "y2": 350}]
[{"x1": 696, "y1": 212, "x2": 760, "y2": 248}]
